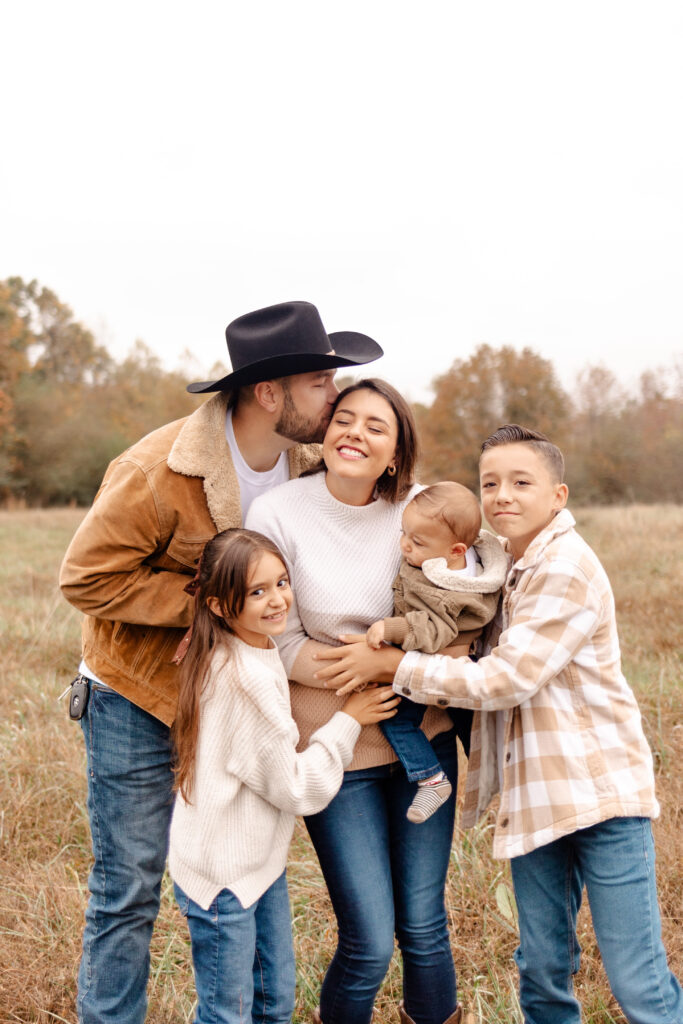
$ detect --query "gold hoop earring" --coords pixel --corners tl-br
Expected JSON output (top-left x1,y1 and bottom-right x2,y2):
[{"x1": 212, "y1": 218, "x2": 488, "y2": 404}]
[{"x1": 387, "y1": 464, "x2": 397, "y2": 477}]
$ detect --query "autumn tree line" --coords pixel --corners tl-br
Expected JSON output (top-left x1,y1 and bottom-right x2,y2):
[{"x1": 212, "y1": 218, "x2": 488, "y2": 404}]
[{"x1": 1, "y1": 276, "x2": 681, "y2": 507}]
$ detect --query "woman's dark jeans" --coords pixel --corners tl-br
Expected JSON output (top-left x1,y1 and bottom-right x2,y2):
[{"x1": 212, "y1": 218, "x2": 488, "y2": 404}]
[{"x1": 304, "y1": 728, "x2": 458, "y2": 1024}]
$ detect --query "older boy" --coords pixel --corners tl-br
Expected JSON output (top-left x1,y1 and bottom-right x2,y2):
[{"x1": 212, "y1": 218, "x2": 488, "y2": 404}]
[{"x1": 318, "y1": 424, "x2": 682, "y2": 1024}]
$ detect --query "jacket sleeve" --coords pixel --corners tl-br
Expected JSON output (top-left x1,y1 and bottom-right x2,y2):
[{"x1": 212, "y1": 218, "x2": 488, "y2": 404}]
[
  {"x1": 394, "y1": 557, "x2": 603, "y2": 710},
  {"x1": 59, "y1": 459, "x2": 193, "y2": 628},
  {"x1": 239, "y1": 711, "x2": 361, "y2": 816},
  {"x1": 386, "y1": 576, "x2": 488, "y2": 654},
  {"x1": 383, "y1": 609, "x2": 462, "y2": 653}
]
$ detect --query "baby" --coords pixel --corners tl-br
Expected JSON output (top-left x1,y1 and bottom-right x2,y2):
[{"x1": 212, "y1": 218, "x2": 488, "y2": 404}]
[{"x1": 367, "y1": 481, "x2": 507, "y2": 823}]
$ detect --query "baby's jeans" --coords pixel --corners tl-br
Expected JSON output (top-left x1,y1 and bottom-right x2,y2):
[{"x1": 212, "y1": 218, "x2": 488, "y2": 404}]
[{"x1": 381, "y1": 698, "x2": 472, "y2": 780}]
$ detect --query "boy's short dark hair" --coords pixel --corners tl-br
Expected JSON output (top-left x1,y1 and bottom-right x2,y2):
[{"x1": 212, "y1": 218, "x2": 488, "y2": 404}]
[{"x1": 480, "y1": 424, "x2": 565, "y2": 483}]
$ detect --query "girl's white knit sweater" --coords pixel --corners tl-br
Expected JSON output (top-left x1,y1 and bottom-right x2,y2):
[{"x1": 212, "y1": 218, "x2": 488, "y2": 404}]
[{"x1": 168, "y1": 636, "x2": 360, "y2": 910}]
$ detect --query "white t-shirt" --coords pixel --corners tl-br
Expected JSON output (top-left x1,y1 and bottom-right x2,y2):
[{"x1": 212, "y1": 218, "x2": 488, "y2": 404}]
[{"x1": 225, "y1": 408, "x2": 289, "y2": 521}]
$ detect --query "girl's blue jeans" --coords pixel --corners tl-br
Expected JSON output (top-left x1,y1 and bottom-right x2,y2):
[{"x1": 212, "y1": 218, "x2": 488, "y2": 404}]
[
  {"x1": 174, "y1": 873, "x2": 295, "y2": 1024},
  {"x1": 510, "y1": 816, "x2": 683, "y2": 1024},
  {"x1": 304, "y1": 727, "x2": 459, "y2": 1024}
]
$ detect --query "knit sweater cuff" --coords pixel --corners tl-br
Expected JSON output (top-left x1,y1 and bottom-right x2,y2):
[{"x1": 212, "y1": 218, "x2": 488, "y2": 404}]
[
  {"x1": 383, "y1": 617, "x2": 411, "y2": 646},
  {"x1": 310, "y1": 711, "x2": 362, "y2": 768}
]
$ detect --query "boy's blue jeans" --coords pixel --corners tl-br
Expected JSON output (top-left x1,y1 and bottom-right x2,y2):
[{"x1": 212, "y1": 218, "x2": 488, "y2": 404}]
[
  {"x1": 174, "y1": 873, "x2": 295, "y2": 1024},
  {"x1": 510, "y1": 816, "x2": 683, "y2": 1024},
  {"x1": 380, "y1": 696, "x2": 473, "y2": 780}
]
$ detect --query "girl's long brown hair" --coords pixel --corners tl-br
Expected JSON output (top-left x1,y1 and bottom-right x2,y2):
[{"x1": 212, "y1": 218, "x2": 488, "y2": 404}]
[{"x1": 172, "y1": 528, "x2": 288, "y2": 802}]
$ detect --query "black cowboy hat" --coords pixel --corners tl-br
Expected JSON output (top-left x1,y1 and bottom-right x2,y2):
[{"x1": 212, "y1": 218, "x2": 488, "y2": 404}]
[{"x1": 187, "y1": 300, "x2": 383, "y2": 394}]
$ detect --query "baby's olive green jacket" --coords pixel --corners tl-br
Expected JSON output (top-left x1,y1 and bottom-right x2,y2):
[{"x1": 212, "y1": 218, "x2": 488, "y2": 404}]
[{"x1": 59, "y1": 393, "x2": 320, "y2": 725}]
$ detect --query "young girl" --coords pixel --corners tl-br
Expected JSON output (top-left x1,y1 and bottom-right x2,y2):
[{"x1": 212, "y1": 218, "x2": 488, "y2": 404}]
[{"x1": 168, "y1": 528, "x2": 399, "y2": 1024}]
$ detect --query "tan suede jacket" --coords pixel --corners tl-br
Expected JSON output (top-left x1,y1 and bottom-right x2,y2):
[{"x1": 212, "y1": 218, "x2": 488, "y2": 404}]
[{"x1": 59, "y1": 393, "x2": 321, "y2": 725}]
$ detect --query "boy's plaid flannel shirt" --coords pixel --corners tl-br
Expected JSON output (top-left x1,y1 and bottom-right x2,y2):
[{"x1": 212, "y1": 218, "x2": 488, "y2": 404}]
[{"x1": 393, "y1": 509, "x2": 659, "y2": 859}]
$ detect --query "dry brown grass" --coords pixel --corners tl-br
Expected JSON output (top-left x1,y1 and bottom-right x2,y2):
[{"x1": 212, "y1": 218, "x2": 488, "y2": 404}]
[{"x1": 0, "y1": 506, "x2": 680, "y2": 1023}]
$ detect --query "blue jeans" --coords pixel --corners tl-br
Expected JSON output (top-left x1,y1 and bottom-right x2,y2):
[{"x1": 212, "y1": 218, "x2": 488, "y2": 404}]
[
  {"x1": 304, "y1": 728, "x2": 458, "y2": 1024},
  {"x1": 510, "y1": 817, "x2": 683, "y2": 1024},
  {"x1": 174, "y1": 873, "x2": 295, "y2": 1024},
  {"x1": 381, "y1": 700, "x2": 473, "y2": 780},
  {"x1": 78, "y1": 682, "x2": 175, "y2": 1024}
]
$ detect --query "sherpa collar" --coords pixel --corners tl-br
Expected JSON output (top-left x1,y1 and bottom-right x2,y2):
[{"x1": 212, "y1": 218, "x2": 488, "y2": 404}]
[
  {"x1": 167, "y1": 393, "x2": 241, "y2": 532},
  {"x1": 421, "y1": 530, "x2": 508, "y2": 593},
  {"x1": 166, "y1": 392, "x2": 321, "y2": 532}
]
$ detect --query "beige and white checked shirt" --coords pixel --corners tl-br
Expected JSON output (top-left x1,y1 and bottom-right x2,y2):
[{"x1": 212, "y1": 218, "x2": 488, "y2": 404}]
[{"x1": 393, "y1": 509, "x2": 659, "y2": 859}]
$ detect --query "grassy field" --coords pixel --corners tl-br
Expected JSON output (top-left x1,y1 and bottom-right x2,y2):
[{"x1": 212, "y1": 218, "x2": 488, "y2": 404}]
[{"x1": 0, "y1": 506, "x2": 681, "y2": 1023}]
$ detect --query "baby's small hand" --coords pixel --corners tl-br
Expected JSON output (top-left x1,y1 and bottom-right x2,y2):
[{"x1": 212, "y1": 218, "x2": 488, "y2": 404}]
[{"x1": 366, "y1": 621, "x2": 385, "y2": 650}]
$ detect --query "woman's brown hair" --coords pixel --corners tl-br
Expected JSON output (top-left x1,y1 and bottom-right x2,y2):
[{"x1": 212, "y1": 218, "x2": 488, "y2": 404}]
[
  {"x1": 172, "y1": 528, "x2": 288, "y2": 802},
  {"x1": 304, "y1": 377, "x2": 419, "y2": 502}
]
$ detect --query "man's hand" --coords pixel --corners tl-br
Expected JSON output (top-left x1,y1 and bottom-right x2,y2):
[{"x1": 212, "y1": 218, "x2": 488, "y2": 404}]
[{"x1": 313, "y1": 635, "x2": 405, "y2": 696}]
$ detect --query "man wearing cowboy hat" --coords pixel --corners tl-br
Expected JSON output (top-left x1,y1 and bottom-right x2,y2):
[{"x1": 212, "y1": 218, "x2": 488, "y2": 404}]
[{"x1": 60, "y1": 301, "x2": 382, "y2": 1024}]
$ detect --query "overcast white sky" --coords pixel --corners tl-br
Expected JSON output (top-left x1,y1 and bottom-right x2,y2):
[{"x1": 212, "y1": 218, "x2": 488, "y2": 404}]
[{"x1": 2, "y1": 1, "x2": 681, "y2": 403}]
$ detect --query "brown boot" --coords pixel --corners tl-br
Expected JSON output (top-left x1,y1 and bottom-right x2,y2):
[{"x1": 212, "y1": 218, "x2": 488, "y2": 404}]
[{"x1": 398, "y1": 999, "x2": 463, "y2": 1024}]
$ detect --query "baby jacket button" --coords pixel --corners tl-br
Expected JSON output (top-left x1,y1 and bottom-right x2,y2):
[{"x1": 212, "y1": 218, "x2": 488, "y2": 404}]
[
  {"x1": 401, "y1": 686, "x2": 411, "y2": 695},
  {"x1": 437, "y1": 698, "x2": 449, "y2": 707}
]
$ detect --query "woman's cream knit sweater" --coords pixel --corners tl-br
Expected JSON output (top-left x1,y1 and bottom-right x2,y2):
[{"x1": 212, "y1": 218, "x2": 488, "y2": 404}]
[{"x1": 247, "y1": 473, "x2": 453, "y2": 770}]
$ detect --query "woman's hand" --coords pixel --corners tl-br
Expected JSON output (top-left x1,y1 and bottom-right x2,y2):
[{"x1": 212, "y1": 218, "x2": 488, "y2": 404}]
[
  {"x1": 314, "y1": 635, "x2": 405, "y2": 695},
  {"x1": 342, "y1": 685, "x2": 400, "y2": 725}
]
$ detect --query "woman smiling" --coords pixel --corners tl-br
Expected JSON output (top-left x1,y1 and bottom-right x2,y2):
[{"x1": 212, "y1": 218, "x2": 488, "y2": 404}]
[
  {"x1": 322, "y1": 385, "x2": 402, "y2": 502},
  {"x1": 247, "y1": 379, "x2": 462, "y2": 1024}
]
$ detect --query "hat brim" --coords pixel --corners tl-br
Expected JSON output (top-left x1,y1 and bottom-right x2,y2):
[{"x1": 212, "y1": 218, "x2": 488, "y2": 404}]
[{"x1": 187, "y1": 331, "x2": 383, "y2": 394}]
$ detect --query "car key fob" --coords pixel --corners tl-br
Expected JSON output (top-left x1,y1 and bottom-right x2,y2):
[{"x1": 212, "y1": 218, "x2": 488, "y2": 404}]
[{"x1": 69, "y1": 677, "x2": 90, "y2": 720}]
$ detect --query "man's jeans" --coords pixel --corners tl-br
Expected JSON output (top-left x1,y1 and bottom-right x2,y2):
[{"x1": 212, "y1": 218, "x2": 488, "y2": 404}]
[
  {"x1": 78, "y1": 683, "x2": 175, "y2": 1024},
  {"x1": 511, "y1": 817, "x2": 683, "y2": 1024},
  {"x1": 174, "y1": 873, "x2": 295, "y2": 1024}
]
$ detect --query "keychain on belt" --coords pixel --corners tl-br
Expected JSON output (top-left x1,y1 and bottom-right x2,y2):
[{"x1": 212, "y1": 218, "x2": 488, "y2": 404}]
[{"x1": 58, "y1": 675, "x2": 90, "y2": 720}]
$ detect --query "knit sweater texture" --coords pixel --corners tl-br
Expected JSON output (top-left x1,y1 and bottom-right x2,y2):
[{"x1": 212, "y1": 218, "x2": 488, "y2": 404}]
[
  {"x1": 168, "y1": 636, "x2": 360, "y2": 910},
  {"x1": 246, "y1": 473, "x2": 454, "y2": 769}
]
